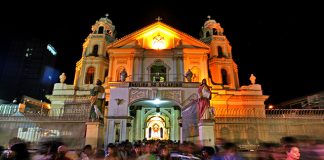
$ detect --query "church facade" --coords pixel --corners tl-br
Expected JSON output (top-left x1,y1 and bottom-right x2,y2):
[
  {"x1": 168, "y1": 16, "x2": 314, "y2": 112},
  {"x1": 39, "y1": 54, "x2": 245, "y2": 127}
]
[{"x1": 47, "y1": 15, "x2": 268, "y2": 146}]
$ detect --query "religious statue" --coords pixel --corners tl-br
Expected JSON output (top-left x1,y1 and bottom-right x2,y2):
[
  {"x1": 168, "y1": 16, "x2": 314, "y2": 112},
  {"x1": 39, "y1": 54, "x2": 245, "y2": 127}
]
[
  {"x1": 120, "y1": 69, "x2": 128, "y2": 82},
  {"x1": 59, "y1": 72, "x2": 66, "y2": 83},
  {"x1": 89, "y1": 79, "x2": 106, "y2": 122},
  {"x1": 250, "y1": 74, "x2": 256, "y2": 85},
  {"x1": 151, "y1": 124, "x2": 161, "y2": 139},
  {"x1": 185, "y1": 69, "x2": 193, "y2": 82},
  {"x1": 197, "y1": 79, "x2": 213, "y2": 120}
]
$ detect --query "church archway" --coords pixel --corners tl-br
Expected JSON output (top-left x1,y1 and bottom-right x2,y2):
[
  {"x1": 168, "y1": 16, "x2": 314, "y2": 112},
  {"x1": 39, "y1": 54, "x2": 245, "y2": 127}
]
[
  {"x1": 128, "y1": 98, "x2": 181, "y2": 141},
  {"x1": 145, "y1": 115, "x2": 168, "y2": 140}
]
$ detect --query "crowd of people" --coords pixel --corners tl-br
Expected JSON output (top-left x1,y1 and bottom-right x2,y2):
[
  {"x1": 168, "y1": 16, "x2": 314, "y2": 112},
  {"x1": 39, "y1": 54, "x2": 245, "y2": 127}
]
[{"x1": 0, "y1": 136, "x2": 323, "y2": 160}]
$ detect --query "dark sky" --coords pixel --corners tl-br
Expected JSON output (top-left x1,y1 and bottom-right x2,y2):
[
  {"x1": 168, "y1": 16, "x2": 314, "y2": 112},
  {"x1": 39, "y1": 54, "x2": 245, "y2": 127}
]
[{"x1": 0, "y1": 1, "x2": 323, "y2": 105}]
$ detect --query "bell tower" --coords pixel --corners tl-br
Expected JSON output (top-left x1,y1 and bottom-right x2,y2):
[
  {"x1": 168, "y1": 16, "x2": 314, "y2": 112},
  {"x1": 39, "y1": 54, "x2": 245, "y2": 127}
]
[
  {"x1": 74, "y1": 14, "x2": 116, "y2": 87},
  {"x1": 201, "y1": 16, "x2": 239, "y2": 89}
]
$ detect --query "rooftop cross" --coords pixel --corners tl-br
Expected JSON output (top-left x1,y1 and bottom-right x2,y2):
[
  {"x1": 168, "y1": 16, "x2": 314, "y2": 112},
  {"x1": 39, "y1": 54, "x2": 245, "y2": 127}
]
[{"x1": 155, "y1": 16, "x2": 162, "y2": 22}]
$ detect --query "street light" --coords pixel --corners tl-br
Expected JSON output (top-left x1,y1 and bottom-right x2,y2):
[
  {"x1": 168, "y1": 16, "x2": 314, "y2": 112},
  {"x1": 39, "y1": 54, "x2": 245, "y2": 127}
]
[{"x1": 268, "y1": 105, "x2": 274, "y2": 109}]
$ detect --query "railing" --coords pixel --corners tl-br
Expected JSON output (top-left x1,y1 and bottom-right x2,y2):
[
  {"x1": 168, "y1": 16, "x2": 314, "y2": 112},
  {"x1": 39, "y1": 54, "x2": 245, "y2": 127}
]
[
  {"x1": 130, "y1": 73, "x2": 190, "y2": 82},
  {"x1": 0, "y1": 104, "x2": 19, "y2": 115},
  {"x1": 265, "y1": 109, "x2": 324, "y2": 118},
  {"x1": 129, "y1": 81, "x2": 183, "y2": 87},
  {"x1": 0, "y1": 108, "x2": 90, "y2": 122}
]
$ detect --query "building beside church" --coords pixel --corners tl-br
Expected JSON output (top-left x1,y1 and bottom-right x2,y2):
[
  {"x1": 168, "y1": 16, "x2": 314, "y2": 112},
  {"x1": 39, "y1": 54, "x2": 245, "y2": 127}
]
[
  {"x1": 46, "y1": 15, "x2": 268, "y2": 147},
  {"x1": 276, "y1": 90, "x2": 324, "y2": 109},
  {"x1": 0, "y1": 38, "x2": 58, "y2": 102}
]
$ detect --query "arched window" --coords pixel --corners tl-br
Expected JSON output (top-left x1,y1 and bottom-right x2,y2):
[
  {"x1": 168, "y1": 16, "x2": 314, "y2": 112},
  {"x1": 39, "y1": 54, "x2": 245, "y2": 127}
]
[
  {"x1": 217, "y1": 46, "x2": 224, "y2": 58},
  {"x1": 150, "y1": 60, "x2": 167, "y2": 82},
  {"x1": 98, "y1": 26, "x2": 104, "y2": 34},
  {"x1": 206, "y1": 31, "x2": 211, "y2": 37},
  {"x1": 221, "y1": 69, "x2": 229, "y2": 85},
  {"x1": 85, "y1": 67, "x2": 95, "y2": 84},
  {"x1": 213, "y1": 28, "x2": 217, "y2": 35},
  {"x1": 92, "y1": 45, "x2": 99, "y2": 56},
  {"x1": 247, "y1": 127, "x2": 258, "y2": 144},
  {"x1": 220, "y1": 127, "x2": 230, "y2": 141}
]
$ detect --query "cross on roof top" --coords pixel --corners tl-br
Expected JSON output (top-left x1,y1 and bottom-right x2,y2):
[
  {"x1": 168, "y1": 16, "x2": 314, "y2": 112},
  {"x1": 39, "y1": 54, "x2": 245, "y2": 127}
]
[{"x1": 155, "y1": 16, "x2": 162, "y2": 21}]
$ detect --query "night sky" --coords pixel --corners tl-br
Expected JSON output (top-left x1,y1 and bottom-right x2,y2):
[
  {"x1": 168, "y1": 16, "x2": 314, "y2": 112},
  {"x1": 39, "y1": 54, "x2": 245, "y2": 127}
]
[{"x1": 0, "y1": 1, "x2": 323, "y2": 105}]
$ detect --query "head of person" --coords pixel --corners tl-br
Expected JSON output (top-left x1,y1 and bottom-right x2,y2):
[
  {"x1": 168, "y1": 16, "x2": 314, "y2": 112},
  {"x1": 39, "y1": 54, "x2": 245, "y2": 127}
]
[
  {"x1": 9, "y1": 142, "x2": 30, "y2": 159},
  {"x1": 223, "y1": 142, "x2": 238, "y2": 155},
  {"x1": 201, "y1": 146, "x2": 215, "y2": 158},
  {"x1": 57, "y1": 145, "x2": 69, "y2": 154},
  {"x1": 96, "y1": 79, "x2": 102, "y2": 85},
  {"x1": 106, "y1": 143, "x2": 117, "y2": 156},
  {"x1": 201, "y1": 79, "x2": 207, "y2": 85},
  {"x1": 159, "y1": 145, "x2": 170, "y2": 157},
  {"x1": 83, "y1": 144, "x2": 93, "y2": 156},
  {"x1": 286, "y1": 145, "x2": 300, "y2": 160}
]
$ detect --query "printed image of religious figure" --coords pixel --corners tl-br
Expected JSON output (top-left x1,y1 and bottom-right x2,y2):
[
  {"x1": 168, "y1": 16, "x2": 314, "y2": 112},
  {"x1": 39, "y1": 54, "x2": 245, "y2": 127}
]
[
  {"x1": 197, "y1": 78, "x2": 213, "y2": 120},
  {"x1": 151, "y1": 124, "x2": 160, "y2": 139}
]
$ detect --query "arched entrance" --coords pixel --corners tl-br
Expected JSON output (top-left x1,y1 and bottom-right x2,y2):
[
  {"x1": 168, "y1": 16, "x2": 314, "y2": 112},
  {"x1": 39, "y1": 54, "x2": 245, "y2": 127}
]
[
  {"x1": 128, "y1": 99, "x2": 181, "y2": 141},
  {"x1": 145, "y1": 115, "x2": 169, "y2": 140}
]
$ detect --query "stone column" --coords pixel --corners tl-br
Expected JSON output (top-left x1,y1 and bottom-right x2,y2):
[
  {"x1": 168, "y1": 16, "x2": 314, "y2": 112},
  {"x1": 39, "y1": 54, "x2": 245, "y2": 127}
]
[
  {"x1": 136, "y1": 106, "x2": 142, "y2": 140},
  {"x1": 129, "y1": 54, "x2": 134, "y2": 81},
  {"x1": 107, "y1": 120, "x2": 115, "y2": 144},
  {"x1": 198, "y1": 119, "x2": 215, "y2": 147},
  {"x1": 107, "y1": 57, "x2": 114, "y2": 81},
  {"x1": 85, "y1": 122, "x2": 104, "y2": 148},
  {"x1": 121, "y1": 120, "x2": 126, "y2": 141},
  {"x1": 73, "y1": 67, "x2": 80, "y2": 86},
  {"x1": 173, "y1": 108, "x2": 180, "y2": 141}
]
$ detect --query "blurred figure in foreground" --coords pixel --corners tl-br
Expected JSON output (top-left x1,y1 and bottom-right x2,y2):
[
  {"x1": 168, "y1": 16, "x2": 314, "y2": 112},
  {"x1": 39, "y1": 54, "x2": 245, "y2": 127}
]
[{"x1": 285, "y1": 145, "x2": 300, "y2": 160}]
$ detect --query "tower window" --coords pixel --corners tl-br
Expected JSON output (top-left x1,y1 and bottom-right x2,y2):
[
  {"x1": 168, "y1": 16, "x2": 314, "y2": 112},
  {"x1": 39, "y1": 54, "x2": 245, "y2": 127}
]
[
  {"x1": 98, "y1": 26, "x2": 104, "y2": 34},
  {"x1": 92, "y1": 45, "x2": 99, "y2": 56},
  {"x1": 221, "y1": 69, "x2": 229, "y2": 85},
  {"x1": 217, "y1": 46, "x2": 224, "y2": 58},
  {"x1": 85, "y1": 67, "x2": 95, "y2": 84}
]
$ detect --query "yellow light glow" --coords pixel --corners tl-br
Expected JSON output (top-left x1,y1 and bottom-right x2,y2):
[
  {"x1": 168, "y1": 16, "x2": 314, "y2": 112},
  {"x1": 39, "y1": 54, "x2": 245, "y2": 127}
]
[
  {"x1": 152, "y1": 33, "x2": 166, "y2": 50},
  {"x1": 269, "y1": 105, "x2": 274, "y2": 109},
  {"x1": 46, "y1": 104, "x2": 51, "y2": 109},
  {"x1": 137, "y1": 25, "x2": 180, "y2": 50}
]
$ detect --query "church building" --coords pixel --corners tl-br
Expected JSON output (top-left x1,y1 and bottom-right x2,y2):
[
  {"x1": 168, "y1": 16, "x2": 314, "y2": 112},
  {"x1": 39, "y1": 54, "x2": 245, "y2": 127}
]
[{"x1": 47, "y1": 14, "x2": 268, "y2": 147}]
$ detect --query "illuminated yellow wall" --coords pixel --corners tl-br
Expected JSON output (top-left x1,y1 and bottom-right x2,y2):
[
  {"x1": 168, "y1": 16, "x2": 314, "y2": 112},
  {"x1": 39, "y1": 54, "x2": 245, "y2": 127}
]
[{"x1": 137, "y1": 27, "x2": 180, "y2": 50}]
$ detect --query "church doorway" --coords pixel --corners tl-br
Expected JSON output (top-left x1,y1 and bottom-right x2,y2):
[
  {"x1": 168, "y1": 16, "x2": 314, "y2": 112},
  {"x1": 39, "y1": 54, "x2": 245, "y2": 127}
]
[
  {"x1": 129, "y1": 99, "x2": 181, "y2": 142},
  {"x1": 145, "y1": 115, "x2": 169, "y2": 140}
]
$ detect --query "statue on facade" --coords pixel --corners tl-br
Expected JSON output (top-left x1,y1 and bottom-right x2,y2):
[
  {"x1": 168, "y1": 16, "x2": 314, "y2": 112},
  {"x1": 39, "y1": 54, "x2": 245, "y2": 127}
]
[
  {"x1": 185, "y1": 69, "x2": 193, "y2": 82},
  {"x1": 120, "y1": 69, "x2": 128, "y2": 82},
  {"x1": 197, "y1": 79, "x2": 213, "y2": 120},
  {"x1": 59, "y1": 72, "x2": 66, "y2": 83},
  {"x1": 89, "y1": 79, "x2": 105, "y2": 122},
  {"x1": 250, "y1": 74, "x2": 256, "y2": 85}
]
